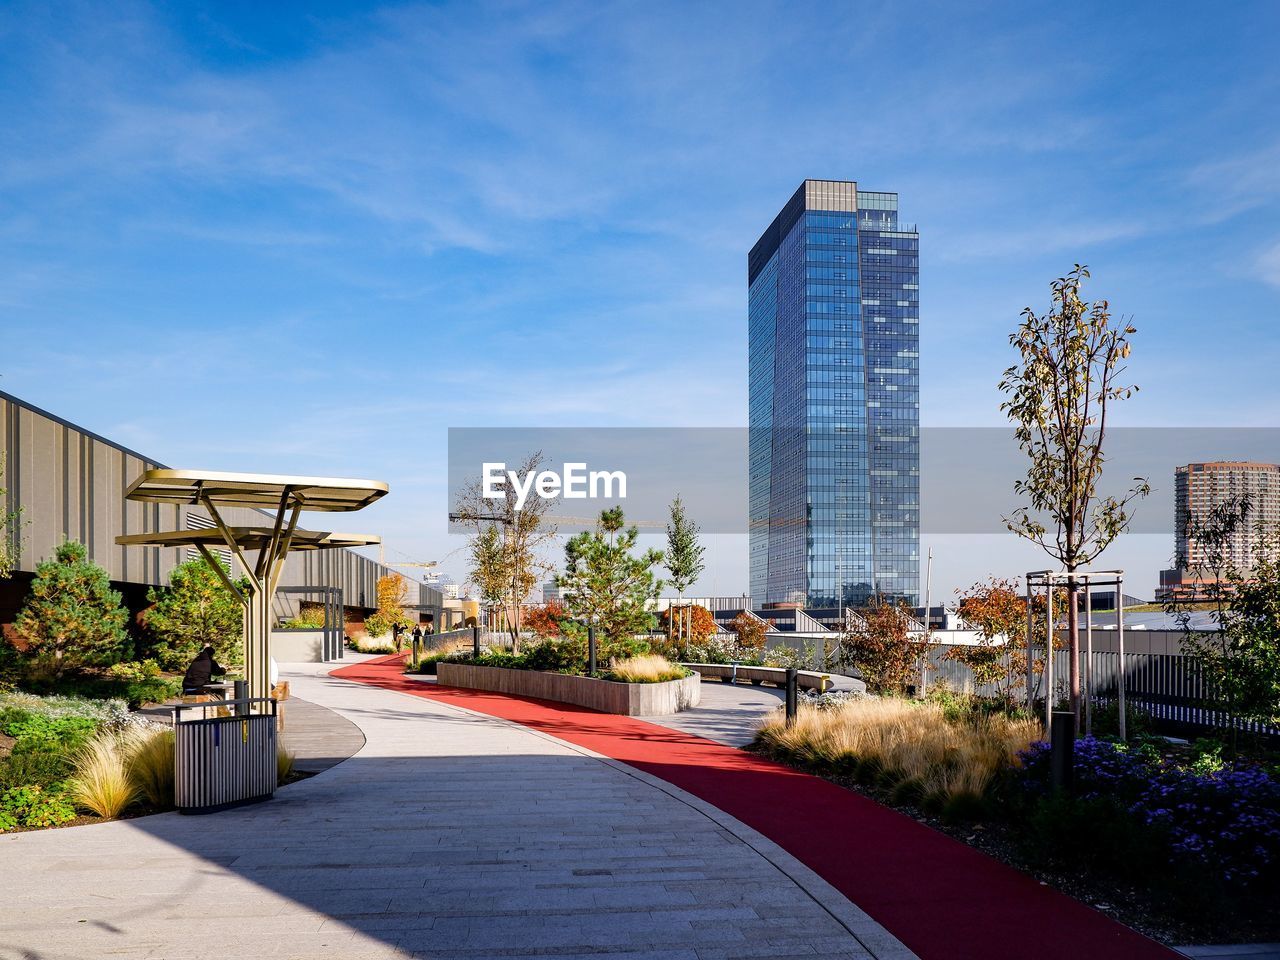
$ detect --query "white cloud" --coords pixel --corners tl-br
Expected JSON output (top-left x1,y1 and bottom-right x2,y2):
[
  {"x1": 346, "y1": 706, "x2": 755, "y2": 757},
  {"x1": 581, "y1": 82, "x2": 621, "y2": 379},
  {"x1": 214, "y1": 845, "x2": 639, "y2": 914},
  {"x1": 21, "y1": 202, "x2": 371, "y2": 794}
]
[{"x1": 1253, "y1": 238, "x2": 1280, "y2": 288}]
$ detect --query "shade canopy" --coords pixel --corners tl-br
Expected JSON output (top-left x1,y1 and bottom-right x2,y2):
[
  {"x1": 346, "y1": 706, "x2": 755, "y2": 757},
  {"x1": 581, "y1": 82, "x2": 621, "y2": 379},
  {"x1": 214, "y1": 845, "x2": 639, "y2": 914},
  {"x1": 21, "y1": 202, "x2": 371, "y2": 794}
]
[
  {"x1": 117, "y1": 527, "x2": 381, "y2": 552},
  {"x1": 123, "y1": 468, "x2": 388, "y2": 512}
]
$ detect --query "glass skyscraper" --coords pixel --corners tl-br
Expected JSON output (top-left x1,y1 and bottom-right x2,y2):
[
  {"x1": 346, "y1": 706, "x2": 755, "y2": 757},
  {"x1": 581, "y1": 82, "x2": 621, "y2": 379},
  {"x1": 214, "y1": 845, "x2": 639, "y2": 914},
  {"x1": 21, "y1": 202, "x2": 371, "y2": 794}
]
[{"x1": 749, "y1": 180, "x2": 919, "y2": 609}]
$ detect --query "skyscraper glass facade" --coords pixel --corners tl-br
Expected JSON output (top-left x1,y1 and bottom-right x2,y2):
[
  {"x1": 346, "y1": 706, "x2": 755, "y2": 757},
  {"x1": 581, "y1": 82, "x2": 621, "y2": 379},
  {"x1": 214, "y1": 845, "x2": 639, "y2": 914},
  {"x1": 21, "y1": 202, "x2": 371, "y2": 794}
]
[{"x1": 749, "y1": 180, "x2": 919, "y2": 609}]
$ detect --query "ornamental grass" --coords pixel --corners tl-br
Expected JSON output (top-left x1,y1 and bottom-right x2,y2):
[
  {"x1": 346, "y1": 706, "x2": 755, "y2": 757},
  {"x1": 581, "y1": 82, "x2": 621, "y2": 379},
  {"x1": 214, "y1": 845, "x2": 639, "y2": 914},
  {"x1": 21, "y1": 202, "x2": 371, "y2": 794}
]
[
  {"x1": 67, "y1": 731, "x2": 138, "y2": 818},
  {"x1": 124, "y1": 727, "x2": 175, "y2": 808},
  {"x1": 605, "y1": 654, "x2": 688, "y2": 683},
  {"x1": 755, "y1": 697, "x2": 1040, "y2": 814},
  {"x1": 277, "y1": 744, "x2": 295, "y2": 782}
]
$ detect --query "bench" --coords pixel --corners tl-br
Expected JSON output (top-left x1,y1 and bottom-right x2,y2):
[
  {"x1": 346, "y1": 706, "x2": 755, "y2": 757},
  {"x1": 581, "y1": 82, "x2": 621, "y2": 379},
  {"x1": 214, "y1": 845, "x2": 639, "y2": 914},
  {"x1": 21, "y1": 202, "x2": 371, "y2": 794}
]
[{"x1": 682, "y1": 663, "x2": 844, "y2": 693}]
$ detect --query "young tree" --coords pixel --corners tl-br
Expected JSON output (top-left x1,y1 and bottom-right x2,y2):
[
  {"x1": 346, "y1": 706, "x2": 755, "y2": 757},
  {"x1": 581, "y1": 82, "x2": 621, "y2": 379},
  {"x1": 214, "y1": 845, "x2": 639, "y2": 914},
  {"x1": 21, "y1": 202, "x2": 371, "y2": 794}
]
[
  {"x1": 832, "y1": 597, "x2": 919, "y2": 696},
  {"x1": 367, "y1": 574, "x2": 416, "y2": 649},
  {"x1": 999, "y1": 264, "x2": 1149, "y2": 729},
  {"x1": 0, "y1": 454, "x2": 25, "y2": 579},
  {"x1": 144, "y1": 556, "x2": 248, "y2": 669},
  {"x1": 945, "y1": 578, "x2": 1028, "y2": 704},
  {"x1": 14, "y1": 541, "x2": 129, "y2": 679},
  {"x1": 1165, "y1": 497, "x2": 1280, "y2": 749},
  {"x1": 453, "y1": 452, "x2": 558, "y2": 651},
  {"x1": 664, "y1": 495, "x2": 705, "y2": 595},
  {"x1": 558, "y1": 507, "x2": 664, "y2": 643}
]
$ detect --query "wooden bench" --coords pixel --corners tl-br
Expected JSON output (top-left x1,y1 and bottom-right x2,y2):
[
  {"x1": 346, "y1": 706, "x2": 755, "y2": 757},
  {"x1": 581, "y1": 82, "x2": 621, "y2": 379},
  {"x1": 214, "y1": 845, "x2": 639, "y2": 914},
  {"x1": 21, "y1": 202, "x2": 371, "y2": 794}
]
[{"x1": 682, "y1": 662, "x2": 858, "y2": 694}]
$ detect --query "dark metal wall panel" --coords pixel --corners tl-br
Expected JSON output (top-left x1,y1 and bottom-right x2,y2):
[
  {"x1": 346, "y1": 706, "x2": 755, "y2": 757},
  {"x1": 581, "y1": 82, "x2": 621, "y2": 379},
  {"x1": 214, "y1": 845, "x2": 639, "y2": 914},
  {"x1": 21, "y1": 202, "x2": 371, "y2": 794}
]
[{"x1": 0, "y1": 391, "x2": 411, "y2": 613}]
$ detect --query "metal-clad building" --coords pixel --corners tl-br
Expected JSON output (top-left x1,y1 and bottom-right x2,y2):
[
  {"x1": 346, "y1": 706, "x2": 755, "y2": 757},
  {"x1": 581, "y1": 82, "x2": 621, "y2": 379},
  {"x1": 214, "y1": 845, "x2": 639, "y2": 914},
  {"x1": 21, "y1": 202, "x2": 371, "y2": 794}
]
[{"x1": 0, "y1": 389, "x2": 441, "y2": 628}]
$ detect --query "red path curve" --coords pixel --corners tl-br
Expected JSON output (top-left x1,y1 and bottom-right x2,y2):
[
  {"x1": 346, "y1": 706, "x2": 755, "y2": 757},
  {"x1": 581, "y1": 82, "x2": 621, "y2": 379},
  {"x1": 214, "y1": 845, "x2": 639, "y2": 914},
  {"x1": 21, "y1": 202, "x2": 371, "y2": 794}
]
[{"x1": 331, "y1": 655, "x2": 1179, "y2": 960}]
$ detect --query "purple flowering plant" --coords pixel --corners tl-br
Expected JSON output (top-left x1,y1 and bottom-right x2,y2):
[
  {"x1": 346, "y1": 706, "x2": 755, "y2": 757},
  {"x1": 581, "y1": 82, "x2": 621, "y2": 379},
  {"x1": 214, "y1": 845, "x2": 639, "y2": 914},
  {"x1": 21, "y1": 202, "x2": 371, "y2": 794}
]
[{"x1": 1016, "y1": 736, "x2": 1280, "y2": 887}]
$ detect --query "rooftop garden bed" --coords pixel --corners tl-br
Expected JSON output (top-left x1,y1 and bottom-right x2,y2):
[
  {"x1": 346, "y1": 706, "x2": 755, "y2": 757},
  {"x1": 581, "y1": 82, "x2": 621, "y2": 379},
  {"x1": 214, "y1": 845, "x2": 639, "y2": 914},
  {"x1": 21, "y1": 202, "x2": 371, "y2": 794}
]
[{"x1": 751, "y1": 688, "x2": 1280, "y2": 945}]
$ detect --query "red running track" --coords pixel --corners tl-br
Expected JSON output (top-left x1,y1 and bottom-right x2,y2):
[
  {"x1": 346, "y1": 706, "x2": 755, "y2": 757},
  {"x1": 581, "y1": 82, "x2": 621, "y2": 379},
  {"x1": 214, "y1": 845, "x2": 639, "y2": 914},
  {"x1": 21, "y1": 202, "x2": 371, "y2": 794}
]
[{"x1": 331, "y1": 655, "x2": 1179, "y2": 960}]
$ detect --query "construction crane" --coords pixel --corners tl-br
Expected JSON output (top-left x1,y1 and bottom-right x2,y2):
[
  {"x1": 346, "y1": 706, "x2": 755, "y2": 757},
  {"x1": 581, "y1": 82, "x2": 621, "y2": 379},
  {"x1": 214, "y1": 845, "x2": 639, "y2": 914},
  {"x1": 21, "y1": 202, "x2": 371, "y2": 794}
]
[{"x1": 378, "y1": 543, "x2": 439, "y2": 572}]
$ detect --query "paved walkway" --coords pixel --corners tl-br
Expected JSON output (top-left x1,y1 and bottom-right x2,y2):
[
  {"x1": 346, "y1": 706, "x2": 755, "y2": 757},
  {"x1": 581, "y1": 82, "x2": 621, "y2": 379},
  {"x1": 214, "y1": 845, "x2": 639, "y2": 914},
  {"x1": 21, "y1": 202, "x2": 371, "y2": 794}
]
[
  {"x1": 280, "y1": 693, "x2": 367, "y2": 775},
  {"x1": 343, "y1": 655, "x2": 1182, "y2": 960},
  {"x1": 0, "y1": 659, "x2": 910, "y2": 960},
  {"x1": 642, "y1": 677, "x2": 785, "y2": 747}
]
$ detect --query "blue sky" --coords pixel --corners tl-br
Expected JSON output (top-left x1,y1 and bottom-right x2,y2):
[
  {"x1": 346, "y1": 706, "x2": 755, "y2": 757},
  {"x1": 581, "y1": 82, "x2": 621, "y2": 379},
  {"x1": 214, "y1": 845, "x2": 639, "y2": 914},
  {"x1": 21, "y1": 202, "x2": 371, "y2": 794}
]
[{"x1": 2, "y1": 1, "x2": 1279, "y2": 599}]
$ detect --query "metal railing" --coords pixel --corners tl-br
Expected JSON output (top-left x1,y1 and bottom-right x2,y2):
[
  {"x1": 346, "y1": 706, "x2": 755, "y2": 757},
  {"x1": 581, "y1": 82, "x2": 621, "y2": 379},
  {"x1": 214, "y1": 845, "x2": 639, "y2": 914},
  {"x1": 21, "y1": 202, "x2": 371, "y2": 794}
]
[{"x1": 928, "y1": 647, "x2": 1280, "y2": 738}]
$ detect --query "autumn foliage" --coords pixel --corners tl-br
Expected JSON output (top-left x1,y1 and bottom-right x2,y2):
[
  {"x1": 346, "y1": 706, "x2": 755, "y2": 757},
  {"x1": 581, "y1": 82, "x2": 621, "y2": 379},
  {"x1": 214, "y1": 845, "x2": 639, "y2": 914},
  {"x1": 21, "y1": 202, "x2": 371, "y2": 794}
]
[
  {"x1": 729, "y1": 611, "x2": 767, "y2": 654},
  {"x1": 659, "y1": 604, "x2": 718, "y2": 645},
  {"x1": 833, "y1": 598, "x2": 919, "y2": 695},
  {"x1": 945, "y1": 577, "x2": 1067, "y2": 705},
  {"x1": 523, "y1": 601, "x2": 568, "y2": 640}
]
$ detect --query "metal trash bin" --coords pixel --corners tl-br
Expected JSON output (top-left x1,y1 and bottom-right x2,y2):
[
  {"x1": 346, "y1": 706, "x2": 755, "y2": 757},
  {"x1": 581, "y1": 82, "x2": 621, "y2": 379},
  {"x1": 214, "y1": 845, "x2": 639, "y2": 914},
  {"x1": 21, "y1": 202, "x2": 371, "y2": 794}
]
[{"x1": 174, "y1": 697, "x2": 279, "y2": 814}]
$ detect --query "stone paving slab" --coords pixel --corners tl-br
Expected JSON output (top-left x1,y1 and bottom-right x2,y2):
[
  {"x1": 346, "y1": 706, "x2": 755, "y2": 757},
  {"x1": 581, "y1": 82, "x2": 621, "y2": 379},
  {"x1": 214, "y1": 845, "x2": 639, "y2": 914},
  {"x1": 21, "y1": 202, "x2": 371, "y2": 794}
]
[{"x1": 0, "y1": 661, "x2": 913, "y2": 960}]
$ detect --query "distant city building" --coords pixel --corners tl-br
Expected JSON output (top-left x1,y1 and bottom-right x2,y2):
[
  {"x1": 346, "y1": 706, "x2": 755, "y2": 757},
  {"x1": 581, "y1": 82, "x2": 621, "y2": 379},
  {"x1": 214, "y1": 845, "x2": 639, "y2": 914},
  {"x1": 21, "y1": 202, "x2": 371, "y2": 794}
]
[
  {"x1": 1158, "y1": 461, "x2": 1280, "y2": 600},
  {"x1": 541, "y1": 581, "x2": 562, "y2": 605},
  {"x1": 749, "y1": 179, "x2": 920, "y2": 609},
  {"x1": 425, "y1": 574, "x2": 460, "y2": 600}
]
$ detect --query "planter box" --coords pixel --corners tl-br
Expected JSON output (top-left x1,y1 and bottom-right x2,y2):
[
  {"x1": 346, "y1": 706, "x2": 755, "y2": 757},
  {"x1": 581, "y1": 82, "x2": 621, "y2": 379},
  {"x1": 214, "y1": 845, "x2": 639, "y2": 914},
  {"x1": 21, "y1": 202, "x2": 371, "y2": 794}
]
[
  {"x1": 437, "y1": 662, "x2": 700, "y2": 716},
  {"x1": 271, "y1": 628, "x2": 324, "y2": 662}
]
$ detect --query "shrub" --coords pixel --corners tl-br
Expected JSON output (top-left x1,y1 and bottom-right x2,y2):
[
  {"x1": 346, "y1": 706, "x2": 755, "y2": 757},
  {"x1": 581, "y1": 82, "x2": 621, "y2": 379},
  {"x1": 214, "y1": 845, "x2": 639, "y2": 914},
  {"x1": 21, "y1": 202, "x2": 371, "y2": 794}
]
[
  {"x1": 281, "y1": 605, "x2": 326, "y2": 629},
  {"x1": 405, "y1": 640, "x2": 473, "y2": 673},
  {"x1": 68, "y1": 731, "x2": 138, "y2": 819},
  {"x1": 683, "y1": 633, "x2": 763, "y2": 665},
  {"x1": 523, "y1": 601, "x2": 568, "y2": 640},
  {"x1": 13, "y1": 540, "x2": 131, "y2": 679},
  {"x1": 762, "y1": 641, "x2": 820, "y2": 671},
  {"x1": 125, "y1": 728, "x2": 175, "y2": 809},
  {"x1": 830, "y1": 598, "x2": 920, "y2": 695},
  {"x1": 351, "y1": 635, "x2": 397, "y2": 655},
  {"x1": 0, "y1": 691, "x2": 128, "y2": 725},
  {"x1": 0, "y1": 749, "x2": 75, "y2": 792},
  {"x1": 521, "y1": 638, "x2": 587, "y2": 672},
  {"x1": 143, "y1": 557, "x2": 246, "y2": 669},
  {"x1": 0, "y1": 784, "x2": 76, "y2": 831},
  {"x1": 472, "y1": 650, "x2": 529, "y2": 670},
  {"x1": 755, "y1": 697, "x2": 1040, "y2": 815},
  {"x1": 121, "y1": 677, "x2": 182, "y2": 709},
  {"x1": 730, "y1": 611, "x2": 768, "y2": 654},
  {"x1": 0, "y1": 711, "x2": 98, "y2": 750},
  {"x1": 104, "y1": 660, "x2": 162, "y2": 683},
  {"x1": 603, "y1": 655, "x2": 689, "y2": 683}
]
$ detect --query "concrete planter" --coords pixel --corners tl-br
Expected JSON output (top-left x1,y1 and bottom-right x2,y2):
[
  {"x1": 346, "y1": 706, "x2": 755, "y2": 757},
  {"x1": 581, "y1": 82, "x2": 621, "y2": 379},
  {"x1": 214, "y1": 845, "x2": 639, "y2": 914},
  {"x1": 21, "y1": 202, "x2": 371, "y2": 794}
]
[
  {"x1": 271, "y1": 629, "x2": 324, "y2": 662},
  {"x1": 437, "y1": 662, "x2": 701, "y2": 716}
]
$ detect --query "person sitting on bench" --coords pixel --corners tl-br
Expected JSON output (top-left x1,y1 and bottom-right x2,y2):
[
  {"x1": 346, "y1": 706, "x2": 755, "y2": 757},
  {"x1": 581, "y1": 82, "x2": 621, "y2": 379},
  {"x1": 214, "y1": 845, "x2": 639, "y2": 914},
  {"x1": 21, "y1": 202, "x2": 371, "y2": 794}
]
[{"x1": 182, "y1": 644, "x2": 226, "y2": 696}]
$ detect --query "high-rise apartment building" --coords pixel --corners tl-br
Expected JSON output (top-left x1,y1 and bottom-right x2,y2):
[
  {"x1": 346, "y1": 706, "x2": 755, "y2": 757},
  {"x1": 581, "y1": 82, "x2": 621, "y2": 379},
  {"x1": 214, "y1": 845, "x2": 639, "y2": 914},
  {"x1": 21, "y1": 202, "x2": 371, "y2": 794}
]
[
  {"x1": 1176, "y1": 461, "x2": 1280, "y2": 568},
  {"x1": 748, "y1": 180, "x2": 919, "y2": 609},
  {"x1": 1159, "y1": 461, "x2": 1280, "y2": 599}
]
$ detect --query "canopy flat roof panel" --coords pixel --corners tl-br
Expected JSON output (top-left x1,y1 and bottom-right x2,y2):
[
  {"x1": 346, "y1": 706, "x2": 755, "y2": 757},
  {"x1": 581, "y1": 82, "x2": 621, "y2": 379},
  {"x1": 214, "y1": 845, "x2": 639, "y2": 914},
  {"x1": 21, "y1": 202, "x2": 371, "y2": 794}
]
[
  {"x1": 124, "y1": 469, "x2": 388, "y2": 512},
  {"x1": 116, "y1": 527, "x2": 381, "y2": 552}
]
